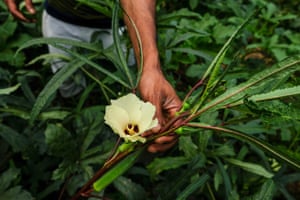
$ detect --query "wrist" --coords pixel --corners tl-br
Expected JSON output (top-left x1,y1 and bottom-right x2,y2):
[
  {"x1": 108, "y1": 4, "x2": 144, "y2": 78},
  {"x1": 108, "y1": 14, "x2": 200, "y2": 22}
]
[{"x1": 142, "y1": 51, "x2": 161, "y2": 71}]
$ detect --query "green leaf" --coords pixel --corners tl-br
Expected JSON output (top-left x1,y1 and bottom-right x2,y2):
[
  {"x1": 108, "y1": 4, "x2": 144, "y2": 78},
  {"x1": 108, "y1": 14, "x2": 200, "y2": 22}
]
[
  {"x1": 197, "y1": 110, "x2": 218, "y2": 151},
  {"x1": 251, "y1": 100, "x2": 300, "y2": 121},
  {"x1": 214, "y1": 167, "x2": 223, "y2": 191},
  {"x1": 0, "y1": 50, "x2": 26, "y2": 67},
  {"x1": 112, "y1": 2, "x2": 134, "y2": 88},
  {"x1": 16, "y1": 37, "x2": 101, "y2": 54},
  {"x1": 161, "y1": 155, "x2": 206, "y2": 200},
  {"x1": 0, "y1": 168, "x2": 34, "y2": 200},
  {"x1": 0, "y1": 83, "x2": 20, "y2": 95},
  {"x1": 73, "y1": 106, "x2": 105, "y2": 157},
  {"x1": 199, "y1": 55, "x2": 300, "y2": 114},
  {"x1": 17, "y1": 76, "x2": 36, "y2": 103},
  {"x1": 188, "y1": 123, "x2": 300, "y2": 170},
  {"x1": 26, "y1": 52, "x2": 70, "y2": 66},
  {"x1": 198, "y1": 130, "x2": 212, "y2": 152},
  {"x1": 7, "y1": 33, "x2": 33, "y2": 49},
  {"x1": 192, "y1": 10, "x2": 258, "y2": 112},
  {"x1": 0, "y1": 124, "x2": 29, "y2": 152},
  {"x1": 19, "y1": 38, "x2": 130, "y2": 88},
  {"x1": 0, "y1": 107, "x2": 30, "y2": 119},
  {"x1": 45, "y1": 124, "x2": 77, "y2": 157},
  {"x1": 0, "y1": 167, "x2": 19, "y2": 192},
  {"x1": 230, "y1": 85, "x2": 300, "y2": 107},
  {"x1": 157, "y1": 8, "x2": 201, "y2": 23},
  {"x1": 189, "y1": 0, "x2": 199, "y2": 10},
  {"x1": 30, "y1": 59, "x2": 84, "y2": 124},
  {"x1": 51, "y1": 160, "x2": 80, "y2": 181},
  {"x1": 62, "y1": 46, "x2": 132, "y2": 88},
  {"x1": 186, "y1": 64, "x2": 208, "y2": 78},
  {"x1": 176, "y1": 173, "x2": 210, "y2": 200},
  {"x1": 39, "y1": 110, "x2": 71, "y2": 120},
  {"x1": 227, "y1": 120, "x2": 272, "y2": 135},
  {"x1": 244, "y1": 179, "x2": 276, "y2": 200},
  {"x1": 178, "y1": 135, "x2": 198, "y2": 158},
  {"x1": 147, "y1": 156, "x2": 190, "y2": 176},
  {"x1": 201, "y1": 10, "x2": 256, "y2": 83},
  {"x1": 113, "y1": 176, "x2": 147, "y2": 200},
  {"x1": 212, "y1": 24, "x2": 236, "y2": 44},
  {"x1": 0, "y1": 17, "x2": 17, "y2": 47},
  {"x1": 277, "y1": 173, "x2": 300, "y2": 186},
  {"x1": 211, "y1": 144, "x2": 236, "y2": 157},
  {"x1": 168, "y1": 32, "x2": 203, "y2": 48},
  {"x1": 216, "y1": 158, "x2": 233, "y2": 197},
  {"x1": 226, "y1": 158, "x2": 274, "y2": 178},
  {"x1": 172, "y1": 47, "x2": 213, "y2": 61},
  {"x1": 0, "y1": 186, "x2": 34, "y2": 200}
]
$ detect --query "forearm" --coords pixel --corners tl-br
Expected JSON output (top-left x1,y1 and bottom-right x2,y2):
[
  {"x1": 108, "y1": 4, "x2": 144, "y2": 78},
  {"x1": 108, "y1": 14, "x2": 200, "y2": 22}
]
[
  {"x1": 120, "y1": 0, "x2": 159, "y2": 70},
  {"x1": 120, "y1": 1, "x2": 181, "y2": 153}
]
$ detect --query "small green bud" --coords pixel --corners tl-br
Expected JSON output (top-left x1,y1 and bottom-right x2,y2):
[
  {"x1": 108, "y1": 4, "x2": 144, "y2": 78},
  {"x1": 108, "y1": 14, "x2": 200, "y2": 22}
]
[
  {"x1": 118, "y1": 142, "x2": 134, "y2": 152},
  {"x1": 183, "y1": 102, "x2": 191, "y2": 110},
  {"x1": 175, "y1": 127, "x2": 184, "y2": 135},
  {"x1": 177, "y1": 101, "x2": 191, "y2": 114}
]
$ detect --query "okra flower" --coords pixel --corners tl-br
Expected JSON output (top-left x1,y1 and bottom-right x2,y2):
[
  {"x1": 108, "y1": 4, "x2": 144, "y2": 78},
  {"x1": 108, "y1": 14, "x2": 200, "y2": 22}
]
[{"x1": 104, "y1": 93, "x2": 158, "y2": 143}]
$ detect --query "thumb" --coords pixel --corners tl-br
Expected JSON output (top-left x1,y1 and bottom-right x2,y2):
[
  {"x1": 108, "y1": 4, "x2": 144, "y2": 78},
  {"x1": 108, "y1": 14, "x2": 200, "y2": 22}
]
[{"x1": 25, "y1": 0, "x2": 36, "y2": 14}]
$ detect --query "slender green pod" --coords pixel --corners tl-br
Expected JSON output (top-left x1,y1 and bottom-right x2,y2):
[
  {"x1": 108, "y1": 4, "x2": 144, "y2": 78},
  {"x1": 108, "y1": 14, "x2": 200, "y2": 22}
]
[{"x1": 93, "y1": 148, "x2": 143, "y2": 192}]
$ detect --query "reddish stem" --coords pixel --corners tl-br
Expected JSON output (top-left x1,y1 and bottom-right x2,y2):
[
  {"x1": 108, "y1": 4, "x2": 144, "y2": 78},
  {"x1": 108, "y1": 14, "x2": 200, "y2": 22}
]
[
  {"x1": 182, "y1": 78, "x2": 205, "y2": 104},
  {"x1": 71, "y1": 107, "x2": 190, "y2": 200},
  {"x1": 71, "y1": 150, "x2": 133, "y2": 200}
]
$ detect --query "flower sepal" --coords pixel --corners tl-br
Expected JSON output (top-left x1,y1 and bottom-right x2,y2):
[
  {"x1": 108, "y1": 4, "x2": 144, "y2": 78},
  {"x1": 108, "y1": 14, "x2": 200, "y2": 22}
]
[{"x1": 118, "y1": 142, "x2": 136, "y2": 153}]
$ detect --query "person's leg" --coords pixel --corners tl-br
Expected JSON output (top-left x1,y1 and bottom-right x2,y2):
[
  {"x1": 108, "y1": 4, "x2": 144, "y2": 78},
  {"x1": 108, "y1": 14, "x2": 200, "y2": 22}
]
[{"x1": 42, "y1": 11, "x2": 115, "y2": 98}]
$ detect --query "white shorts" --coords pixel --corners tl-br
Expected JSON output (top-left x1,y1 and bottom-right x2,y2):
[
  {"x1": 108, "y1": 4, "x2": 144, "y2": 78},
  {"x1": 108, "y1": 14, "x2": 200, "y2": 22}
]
[
  {"x1": 42, "y1": 11, "x2": 134, "y2": 98},
  {"x1": 42, "y1": 10, "x2": 115, "y2": 73}
]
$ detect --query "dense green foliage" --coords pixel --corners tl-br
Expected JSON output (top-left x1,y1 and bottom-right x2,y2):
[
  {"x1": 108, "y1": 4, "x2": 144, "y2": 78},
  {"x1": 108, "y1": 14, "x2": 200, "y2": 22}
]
[{"x1": 1, "y1": 0, "x2": 300, "y2": 199}]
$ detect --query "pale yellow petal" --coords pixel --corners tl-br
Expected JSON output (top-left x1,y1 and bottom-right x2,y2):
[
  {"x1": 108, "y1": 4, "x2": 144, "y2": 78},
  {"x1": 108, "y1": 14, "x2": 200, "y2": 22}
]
[
  {"x1": 138, "y1": 102, "x2": 158, "y2": 132},
  {"x1": 111, "y1": 93, "x2": 142, "y2": 123},
  {"x1": 104, "y1": 105, "x2": 129, "y2": 137},
  {"x1": 148, "y1": 118, "x2": 159, "y2": 130}
]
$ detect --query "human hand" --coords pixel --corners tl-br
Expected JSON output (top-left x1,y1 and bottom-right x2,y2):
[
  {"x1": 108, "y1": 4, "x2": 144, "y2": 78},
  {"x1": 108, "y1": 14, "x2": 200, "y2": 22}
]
[
  {"x1": 4, "y1": 0, "x2": 36, "y2": 22},
  {"x1": 139, "y1": 65, "x2": 182, "y2": 153}
]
